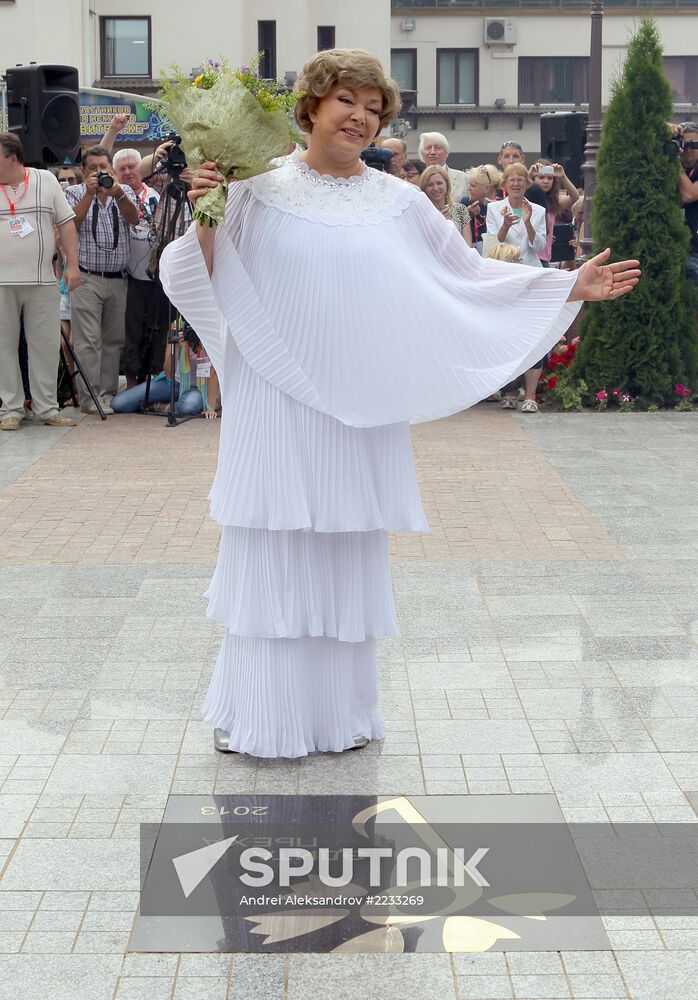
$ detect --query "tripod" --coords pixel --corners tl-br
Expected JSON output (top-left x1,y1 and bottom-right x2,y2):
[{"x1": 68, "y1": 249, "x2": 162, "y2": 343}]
[
  {"x1": 141, "y1": 315, "x2": 198, "y2": 428},
  {"x1": 58, "y1": 328, "x2": 106, "y2": 420},
  {"x1": 141, "y1": 171, "x2": 194, "y2": 428}
]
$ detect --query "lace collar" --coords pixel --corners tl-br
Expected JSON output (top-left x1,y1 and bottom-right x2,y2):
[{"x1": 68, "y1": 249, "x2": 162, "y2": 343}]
[{"x1": 246, "y1": 151, "x2": 417, "y2": 227}]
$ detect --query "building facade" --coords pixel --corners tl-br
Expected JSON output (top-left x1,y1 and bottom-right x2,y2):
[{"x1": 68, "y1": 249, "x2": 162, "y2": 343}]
[
  {"x1": 0, "y1": 0, "x2": 389, "y2": 97},
  {"x1": 1, "y1": 0, "x2": 696, "y2": 166},
  {"x1": 391, "y1": 0, "x2": 698, "y2": 165}
]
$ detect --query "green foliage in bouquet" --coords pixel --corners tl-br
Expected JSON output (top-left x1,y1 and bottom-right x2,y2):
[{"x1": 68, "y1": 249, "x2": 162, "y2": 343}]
[
  {"x1": 156, "y1": 55, "x2": 304, "y2": 226},
  {"x1": 573, "y1": 18, "x2": 698, "y2": 406}
]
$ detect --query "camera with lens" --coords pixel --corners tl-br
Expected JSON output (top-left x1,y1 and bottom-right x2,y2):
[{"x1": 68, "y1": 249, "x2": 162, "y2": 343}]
[
  {"x1": 664, "y1": 134, "x2": 698, "y2": 157},
  {"x1": 160, "y1": 132, "x2": 188, "y2": 175},
  {"x1": 181, "y1": 321, "x2": 200, "y2": 352},
  {"x1": 96, "y1": 170, "x2": 114, "y2": 189},
  {"x1": 360, "y1": 145, "x2": 394, "y2": 172}
]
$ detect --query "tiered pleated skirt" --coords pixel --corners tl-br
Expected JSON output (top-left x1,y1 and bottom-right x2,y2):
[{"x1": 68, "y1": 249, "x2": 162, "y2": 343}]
[{"x1": 202, "y1": 344, "x2": 428, "y2": 757}]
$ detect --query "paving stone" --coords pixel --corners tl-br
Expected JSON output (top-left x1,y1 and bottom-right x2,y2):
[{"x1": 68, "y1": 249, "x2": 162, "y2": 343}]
[
  {"x1": 1, "y1": 839, "x2": 139, "y2": 891},
  {"x1": 286, "y1": 954, "x2": 456, "y2": 1000},
  {"x1": 0, "y1": 955, "x2": 122, "y2": 999},
  {"x1": 615, "y1": 951, "x2": 698, "y2": 999}
]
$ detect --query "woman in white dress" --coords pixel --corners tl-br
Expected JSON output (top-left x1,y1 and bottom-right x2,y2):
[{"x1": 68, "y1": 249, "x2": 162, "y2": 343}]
[{"x1": 159, "y1": 49, "x2": 639, "y2": 759}]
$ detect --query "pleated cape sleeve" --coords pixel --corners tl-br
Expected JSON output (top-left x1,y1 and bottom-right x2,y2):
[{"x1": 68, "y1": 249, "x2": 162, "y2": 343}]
[{"x1": 160, "y1": 162, "x2": 581, "y2": 428}]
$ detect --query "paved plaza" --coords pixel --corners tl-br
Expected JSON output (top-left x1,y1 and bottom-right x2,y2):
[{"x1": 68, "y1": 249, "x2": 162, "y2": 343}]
[{"x1": 1, "y1": 405, "x2": 698, "y2": 997}]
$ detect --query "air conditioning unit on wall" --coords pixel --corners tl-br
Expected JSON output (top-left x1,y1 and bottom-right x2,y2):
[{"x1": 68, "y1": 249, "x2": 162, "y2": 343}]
[{"x1": 484, "y1": 18, "x2": 517, "y2": 46}]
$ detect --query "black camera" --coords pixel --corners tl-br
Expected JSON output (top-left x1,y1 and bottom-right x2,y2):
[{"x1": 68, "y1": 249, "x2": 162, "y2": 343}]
[
  {"x1": 181, "y1": 321, "x2": 200, "y2": 352},
  {"x1": 96, "y1": 170, "x2": 114, "y2": 189},
  {"x1": 160, "y1": 132, "x2": 188, "y2": 175},
  {"x1": 360, "y1": 145, "x2": 394, "y2": 172},
  {"x1": 664, "y1": 134, "x2": 698, "y2": 157}
]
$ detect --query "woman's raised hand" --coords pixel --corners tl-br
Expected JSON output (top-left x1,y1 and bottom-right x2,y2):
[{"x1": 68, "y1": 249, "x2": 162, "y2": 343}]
[
  {"x1": 521, "y1": 198, "x2": 533, "y2": 223},
  {"x1": 188, "y1": 162, "x2": 226, "y2": 205}
]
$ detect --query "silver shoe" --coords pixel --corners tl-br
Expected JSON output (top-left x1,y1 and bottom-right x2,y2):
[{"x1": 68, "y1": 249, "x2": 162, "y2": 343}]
[
  {"x1": 348, "y1": 735, "x2": 369, "y2": 749},
  {"x1": 214, "y1": 728, "x2": 238, "y2": 753}
]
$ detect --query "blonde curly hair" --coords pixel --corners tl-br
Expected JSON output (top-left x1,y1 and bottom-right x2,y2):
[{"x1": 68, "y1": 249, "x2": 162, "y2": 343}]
[
  {"x1": 486, "y1": 242, "x2": 522, "y2": 263},
  {"x1": 294, "y1": 49, "x2": 402, "y2": 137}
]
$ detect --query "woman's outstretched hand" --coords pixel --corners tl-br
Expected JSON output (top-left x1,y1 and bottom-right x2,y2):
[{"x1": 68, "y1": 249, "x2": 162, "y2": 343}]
[
  {"x1": 570, "y1": 248, "x2": 641, "y2": 302},
  {"x1": 188, "y1": 161, "x2": 226, "y2": 205}
]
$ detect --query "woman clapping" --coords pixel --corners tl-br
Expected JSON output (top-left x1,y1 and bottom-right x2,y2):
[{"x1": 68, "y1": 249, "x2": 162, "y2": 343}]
[{"x1": 486, "y1": 163, "x2": 546, "y2": 267}]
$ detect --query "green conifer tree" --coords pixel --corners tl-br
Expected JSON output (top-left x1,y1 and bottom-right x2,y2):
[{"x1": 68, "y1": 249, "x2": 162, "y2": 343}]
[{"x1": 573, "y1": 18, "x2": 698, "y2": 406}]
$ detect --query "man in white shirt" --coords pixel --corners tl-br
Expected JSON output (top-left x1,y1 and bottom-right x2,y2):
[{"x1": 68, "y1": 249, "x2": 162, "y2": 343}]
[
  {"x1": 0, "y1": 132, "x2": 80, "y2": 430},
  {"x1": 418, "y1": 132, "x2": 468, "y2": 201},
  {"x1": 113, "y1": 148, "x2": 163, "y2": 388}
]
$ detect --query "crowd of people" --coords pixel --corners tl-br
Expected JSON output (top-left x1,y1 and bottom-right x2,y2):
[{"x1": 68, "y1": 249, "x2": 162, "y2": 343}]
[
  {"x1": 376, "y1": 131, "x2": 585, "y2": 412},
  {"x1": 0, "y1": 125, "x2": 218, "y2": 431},
  {"x1": 1, "y1": 115, "x2": 696, "y2": 430}
]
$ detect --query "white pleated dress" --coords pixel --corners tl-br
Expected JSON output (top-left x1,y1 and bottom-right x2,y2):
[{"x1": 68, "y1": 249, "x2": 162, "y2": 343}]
[{"x1": 159, "y1": 152, "x2": 581, "y2": 758}]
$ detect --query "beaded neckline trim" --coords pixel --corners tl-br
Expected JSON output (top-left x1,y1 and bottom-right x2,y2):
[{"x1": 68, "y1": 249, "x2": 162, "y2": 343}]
[
  {"x1": 292, "y1": 157, "x2": 370, "y2": 188},
  {"x1": 246, "y1": 152, "x2": 418, "y2": 227}
]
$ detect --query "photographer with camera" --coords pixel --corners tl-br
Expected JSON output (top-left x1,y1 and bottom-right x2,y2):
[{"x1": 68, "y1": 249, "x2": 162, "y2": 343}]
[
  {"x1": 64, "y1": 145, "x2": 138, "y2": 413},
  {"x1": 111, "y1": 320, "x2": 218, "y2": 419},
  {"x1": 671, "y1": 122, "x2": 698, "y2": 287},
  {"x1": 111, "y1": 148, "x2": 163, "y2": 389},
  {"x1": 138, "y1": 135, "x2": 194, "y2": 280},
  {"x1": 139, "y1": 136, "x2": 195, "y2": 190}
]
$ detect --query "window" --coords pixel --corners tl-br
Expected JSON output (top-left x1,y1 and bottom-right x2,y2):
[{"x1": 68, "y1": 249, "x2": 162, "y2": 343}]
[
  {"x1": 100, "y1": 17, "x2": 151, "y2": 77},
  {"x1": 317, "y1": 26, "x2": 336, "y2": 51},
  {"x1": 519, "y1": 57, "x2": 589, "y2": 105},
  {"x1": 391, "y1": 49, "x2": 417, "y2": 91},
  {"x1": 437, "y1": 50, "x2": 477, "y2": 105},
  {"x1": 664, "y1": 56, "x2": 698, "y2": 104},
  {"x1": 258, "y1": 21, "x2": 277, "y2": 79}
]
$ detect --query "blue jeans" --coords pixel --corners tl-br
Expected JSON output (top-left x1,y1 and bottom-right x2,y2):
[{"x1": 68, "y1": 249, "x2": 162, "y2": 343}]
[
  {"x1": 686, "y1": 252, "x2": 698, "y2": 288},
  {"x1": 111, "y1": 376, "x2": 204, "y2": 415}
]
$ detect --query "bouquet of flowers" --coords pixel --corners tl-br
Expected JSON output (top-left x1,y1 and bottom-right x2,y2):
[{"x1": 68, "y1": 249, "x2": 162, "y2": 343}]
[{"x1": 156, "y1": 56, "x2": 303, "y2": 227}]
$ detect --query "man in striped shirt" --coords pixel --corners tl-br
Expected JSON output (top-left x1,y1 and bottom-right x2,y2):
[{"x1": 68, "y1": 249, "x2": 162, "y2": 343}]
[{"x1": 0, "y1": 132, "x2": 80, "y2": 430}]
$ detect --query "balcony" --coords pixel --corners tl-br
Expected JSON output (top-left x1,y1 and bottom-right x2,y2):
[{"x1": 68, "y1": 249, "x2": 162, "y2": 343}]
[{"x1": 393, "y1": 0, "x2": 698, "y2": 9}]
